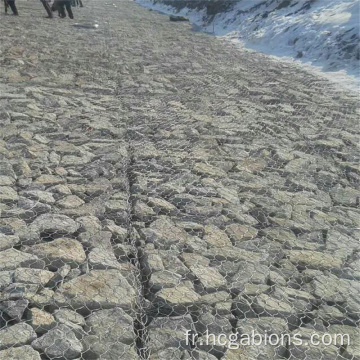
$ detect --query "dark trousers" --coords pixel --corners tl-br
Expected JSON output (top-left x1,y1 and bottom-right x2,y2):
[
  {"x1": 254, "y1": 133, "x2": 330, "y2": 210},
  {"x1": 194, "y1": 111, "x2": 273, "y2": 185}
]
[
  {"x1": 58, "y1": 0, "x2": 73, "y2": 18},
  {"x1": 5, "y1": 0, "x2": 18, "y2": 15},
  {"x1": 71, "y1": 0, "x2": 83, "y2": 7},
  {"x1": 40, "y1": 0, "x2": 53, "y2": 17}
]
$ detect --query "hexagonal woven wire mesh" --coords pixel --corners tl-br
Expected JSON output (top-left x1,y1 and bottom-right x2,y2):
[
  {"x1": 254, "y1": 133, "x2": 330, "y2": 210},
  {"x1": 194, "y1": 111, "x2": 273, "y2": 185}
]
[{"x1": 0, "y1": 0, "x2": 359, "y2": 360}]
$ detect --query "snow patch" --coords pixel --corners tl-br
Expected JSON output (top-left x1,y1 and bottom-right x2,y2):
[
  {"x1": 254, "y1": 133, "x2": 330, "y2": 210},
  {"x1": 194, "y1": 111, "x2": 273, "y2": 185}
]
[{"x1": 137, "y1": 0, "x2": 360, "y2": 91}]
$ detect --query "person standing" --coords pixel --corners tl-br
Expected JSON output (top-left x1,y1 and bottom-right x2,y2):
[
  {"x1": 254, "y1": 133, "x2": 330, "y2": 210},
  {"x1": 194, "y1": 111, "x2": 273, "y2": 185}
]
[
  {"x1": 4, "y1": 0, "x2": 19, "y2": 15},
  {"x1": 56, "y1": 0, "x2": 73, "y2": 19}
]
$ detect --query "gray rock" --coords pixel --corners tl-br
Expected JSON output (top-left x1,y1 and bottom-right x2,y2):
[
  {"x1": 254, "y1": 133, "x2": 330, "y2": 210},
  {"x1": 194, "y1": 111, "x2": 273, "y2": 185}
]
[
  {"x1": 195, "y1": 307, "x2": 232, "y2": 335},
  {"x1": 228, "y1": 261, "x2": 270, "y2": 291},
  {"x1": 79, "y1": 230, "x2": 112, "y2": 250},
  {"x1": 225, "y1": 224, "x2": 258, "y2": 243},
  {"x1": 25, "y1": 238, "x2": 86, "y2": 269},
  {"x1": 47, "y1": 264, "x2": 71, "y2": 288},
  {"x1": 32, "y1": 324, "x2": 82, "y2": 359},
  {"x1": 0, "y1": 299, "x2": 29, "y2": 321},
  {"x1": 153, "y1": 284, "x2": 201, "y2": 315},
  {"x1": 141, "y1": 216, "x2": 189, "y2": 249},
  {"x1": 30, "y1": 214, "x2": 80, "y2": 235},
  {"x1": 149, "y1": 270, "x2": 183, "y2": 292},
  {"x1": 0, "y1": 283, "x2": 40, "y2": 301},
  {"x1": 150, "y1": 348, "x2": 185, "y2": 360},
  {"x1": 21, "y1": 190, "x2": 56, "y2": 204},
  {"x1": 54, "y1": 308, "x2": 85, "y2": 327},
  {"x1": 81, "y1": 337, "x2": 138, "y2": 360},
  {"x1": 27, "y1": 308, "x2": 56, "y2": 334},
  {"x1": 0, "y1": 271, "x2": 13, "y2": 291},
  {"x1": 55, "y1": 270, "x2": 136, "y2": 313},
  {"x1": 0, "y1": 345, "x2": 41, "y2": 360},
  {"x1": 236, "y1": 317, "x2": 288, "y2": 337},
  {"x1": 102, "y1": 220, "x2": 128, "y2": 242},
  {"x1": 148, "y1": 315, "x2": 195, "y2": 353},
  {"x1": 0, "y1": 249, "x2": 44, "y2": 271},
  {"x1": 84, "y1": 307, "x2": 134, "y2": 345},
  {"x1": 188, "y1": 264, "x2": 227, "y2": 291},
  {"x1": 0, "y1": 186, "x2": 18, "y2": 203},
  {"x1": 76, "y1": 215, "x2": 102, "y2": 234},
  {"x1": 0, "y1": 234, "x2": 20, "y2": 251},
  {"x1": 88, "y1": 246, "x2": 122, "y2": 270},
  {"x1": 0, "y1": 323, "x2": 37, "y2": 350},
  {"x1": 203, "y1": 225, "x2": 232, "y2": 248},
  {"x1": 57, "y1": 195, "x2": 85, "y2": 209},
  {"x1": 252, "y1": 293, "x2": 297, "y2": 320},
  {"x1": 330, "y1": 185, "x2": 360, "y2": 206},
  {"x1": 286, "y1": 250, "x2": 343, "y2": 271},
  {"x1": 113, "y1": 243, "x2": 133, "y2": 261},
  {"x1": 13, "y1": 268, "x2": 54, "y2": 286}
]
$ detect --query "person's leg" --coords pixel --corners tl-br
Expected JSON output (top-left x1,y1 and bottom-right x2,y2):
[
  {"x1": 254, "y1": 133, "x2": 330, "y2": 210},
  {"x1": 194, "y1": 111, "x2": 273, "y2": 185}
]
[
  {"x1": 78, "y1": 0, "x2": 83, "y2": 7},
  {"x1": 4, "y1": 0, "x2": 9, "y2": 14},
  {"x1": 65, "y1": 1, "x2": 73, "y2": 19},
  {"x1": 58, "y1": 1, "x2": 66, "y2": 17},
  {"x1": 40, "y1": 0, "x2": 53, "y2": 17},
  {"x1": 7, "y1": 0, "x2": 18, "y2": 15}
]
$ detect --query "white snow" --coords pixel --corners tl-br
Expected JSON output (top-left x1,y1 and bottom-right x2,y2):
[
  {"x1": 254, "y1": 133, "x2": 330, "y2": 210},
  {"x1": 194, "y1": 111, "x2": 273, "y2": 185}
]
[{"x1": 137, "y1": 0, "x2": 360, "y2": 92}]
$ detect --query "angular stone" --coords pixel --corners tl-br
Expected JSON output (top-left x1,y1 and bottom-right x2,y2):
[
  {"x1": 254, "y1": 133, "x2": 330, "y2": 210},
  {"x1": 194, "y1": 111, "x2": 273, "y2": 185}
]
[
  {"x1": 88, "y1": 246, "x2": 123, "y2": 270},
  {"x1": 153, "y1": 285, "x2": 201, "y2": 315},
  {"x1": 252, "y1": 293, "x2": 296, "y2": 319},
  {"x1": 0, "y1": 323, "x2": 37, "y2": 350},
  {"x1": 148, "y1": 196, "x2": 178, "y2": 214},
  {"x1": 76, "y1": 215, "x2": 102, "y2": 234},
  {"x1": 78, "y1": 230, "x2": 112, "y2": 250},
  {"x1": 226, "y1": 224, "x2": 258, "y2": 243},
  {"x1": 57, "y1": 195, "x2": 85, "y2": 209},
  {"x1": 203, "y1": 225, "x2": 232, "y2": 248},
  {"x1": 189, "y1": 265, "x2": 226, "y2": 291},
  {"x1": 0, "y1": 345, "x2": 41, "y2": 360},
  {"x1": 113, "y1": 243, "x2": 133, "y2": 261},
  {"x1": 195, "y1": 307, "x2": 232, "y2": 335},
  {"x1": 82, "y1": 336, "x2": 138, "y2": 360},
  {"x1": 25, "y1": 238, "x2": 86, "y2": 269},
  {"x1": 0, "y1": 249, "x2": 44, "y2": 271},
  {"x1": 148, "y1": 315, "x2": 195, "y2": 353},
  {"x1": 0, "y1": 234, "x2": 20, "y2": 251},
  {"x1": 0, "y1": 299, "x2": 29, "y2": 321},
  {"x1": 102, "y1": 220, "x2": 128, "y2": 242},
  {"x1": 236, "y1": 317, "x2": 288, "y2": 337},
  {"x1": 330, "y1": 186, "x2": 360, "y2": 206},
  {"x1": 47, "y1": 264, "x2": 71, "y2": 288},
  {"x1": 228, "y1": 261, "x2": 270, "y2": 290},
  {"x1": 31, "y1": 324, "x2": 82, "y2": 359},
  {"x1": 203, "y1": 247, "x2": 260, "y2": 262},
  {"x1": 34, "y1": 175, "x2": 65, "y2": 186},
  {"x1": 30, "y1": 214, "x2": 80, "y2": 234},
  {"x1": 193, "y1": 163, "x2": 227, "y2": 178},
  {"x1": 0, "y1": 186, "x2": 18, "y2": 203},
  {"x1": 150, "y1": 348, "x2": 185, "y2": 360},
  {"x1": 54, "y1": 309, "x2": 85, "y2": 328},
  {"x1": 21, "y1": 190, "x2": 56, "y2": 204},
  {"x1": 149, "y1": 271, "x2": 183, "y2": 292},
  {"x1": 27, "y1": 308, "x2": 56, "y2": 334},
  {"x1": 56, "y1": 270, "x2": 136, "y2": 313},
  {"x1": 84, "y1": 307, "x2": 134, "y2": 345},
  {"x1": 286, "y1": 250, "x2": 343, "y2": 270},
  {"x1": 182, "y1": 253, "x2": 210, "y2": 268},
  {"x1": 13, "y1": 268, "x2": 54, "y2": 286},
  {"x1": 141, "y1": 216, "x2": 189, "y2": 249},
  {"x1": 288, "y1": 341, "x2": 340, "y2": 360}
]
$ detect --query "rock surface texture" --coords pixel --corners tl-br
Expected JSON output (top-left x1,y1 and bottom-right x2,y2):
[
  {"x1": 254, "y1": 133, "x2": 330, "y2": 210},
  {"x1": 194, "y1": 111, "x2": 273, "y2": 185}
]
[{"x1": 0, "y1": 0, "x2": 359, "y2": 359}]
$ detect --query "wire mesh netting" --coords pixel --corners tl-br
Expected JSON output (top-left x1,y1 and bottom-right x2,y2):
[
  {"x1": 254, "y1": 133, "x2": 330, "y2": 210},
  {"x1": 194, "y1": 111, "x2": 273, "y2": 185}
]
[{"x1": 0, "y1": 0, "x2": 359, "y2": 359}]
